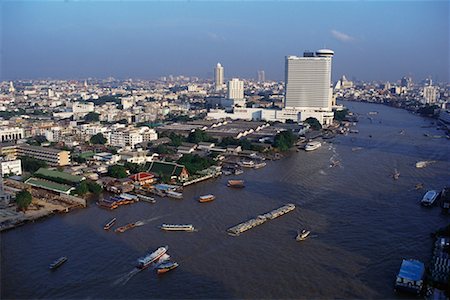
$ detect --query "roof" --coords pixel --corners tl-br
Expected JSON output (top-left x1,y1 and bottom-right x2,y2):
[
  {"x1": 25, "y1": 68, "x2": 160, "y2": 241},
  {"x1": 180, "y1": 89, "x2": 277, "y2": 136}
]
[
  {"x1": 129, "y1": 172, "x2": 155, "y2": 181},
  {"x1": 18, "y1": 144, "x2": 68, "y2": 154},
  {"x1": 398, "y1": 259, "x2": 425, "y2": 281},
  {"x1": 147, "y1": 161, "x2": 187, "y2": 177},
  {"x1": 25, "y1": 177, "x2": 74, "y2": 194},
  {"x1": 34, "y1": 168, "x2": 85, "y2": 184}
]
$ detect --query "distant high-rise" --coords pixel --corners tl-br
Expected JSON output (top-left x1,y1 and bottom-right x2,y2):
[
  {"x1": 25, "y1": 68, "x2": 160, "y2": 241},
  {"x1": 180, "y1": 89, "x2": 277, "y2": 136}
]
[
  {"x1": 8, "y1": 81, "x2": 15, "y2": 94},
  {"x1": 284, "y1": 49, "x2": 334, "y2": 110},
  {"x1": 214, "y1": 63, "x2": 224, "y2": 91},
  {"x1": 423, "y1": 84, "x2": 438, "y2": 104},
  {"x1": 257, "y1": 70, "x2": 265, "y2": 82},
  {"x1": 401, "y1": 76, "x2": 413, "y2": 89},
  {"x1": 227, "y1": 78, "x2": 245, "y2": 107}
]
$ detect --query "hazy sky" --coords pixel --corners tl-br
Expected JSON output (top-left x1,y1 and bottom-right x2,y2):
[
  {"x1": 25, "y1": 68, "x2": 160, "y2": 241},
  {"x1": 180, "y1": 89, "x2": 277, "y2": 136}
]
[{"x1": 1, "y1": 1, "x2": 449, "y2": 82}]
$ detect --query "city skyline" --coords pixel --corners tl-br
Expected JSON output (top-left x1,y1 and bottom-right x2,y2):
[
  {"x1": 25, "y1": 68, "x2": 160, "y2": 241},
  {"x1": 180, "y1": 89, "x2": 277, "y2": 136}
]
[{"x1": 1, "y1": 1, "x2": 449, "y2": 82}]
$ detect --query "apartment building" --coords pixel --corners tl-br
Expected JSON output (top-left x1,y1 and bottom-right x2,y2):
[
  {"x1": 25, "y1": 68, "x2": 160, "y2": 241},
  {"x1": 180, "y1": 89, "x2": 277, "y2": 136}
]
[{"x1": 17, "y1": 144, "x2": 71, "y2": 166}]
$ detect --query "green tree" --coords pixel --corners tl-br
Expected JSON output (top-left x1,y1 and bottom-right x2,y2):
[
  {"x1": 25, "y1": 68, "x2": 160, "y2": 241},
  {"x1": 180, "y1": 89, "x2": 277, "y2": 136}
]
[
  {"x1": 168, "y1": 132, "x2": 186, "y2": 147},
  {"x1": 84, "y1": 112, "x2": 100, "y2": 122},
  {"x1": 304, "y1": 117, "x2": 322, "y2": 131},
  {"x1": 187, "y1": 129, "x2": 209, "y2": 144},
  {"x1": 177, "y1": 154, "x2": 215, "y2": 174},
  {"x1": 15, "y1": 190, "x2": 32, "y2": 211},
  {"x1": 273, "y1": 130, "x2": 296, "y2": 151},
  {"x1": 20, "y1": 156, "x2": 48, "y2": 173},
  {"x1": 107, "y1": 165, "x2": 128, "y2": 178},
  {"x1": 86, "y1": 180, "x2": 102, "y2": 195},
  {"x1": 90, "y1": 133, "x2": 107, "y2": 145},
  {"x1": 334, "y1": 109, "x2": 349, "y2": 122},
  {"x1": 74, "y1": 181, "x2": 89, "y2": 196}
]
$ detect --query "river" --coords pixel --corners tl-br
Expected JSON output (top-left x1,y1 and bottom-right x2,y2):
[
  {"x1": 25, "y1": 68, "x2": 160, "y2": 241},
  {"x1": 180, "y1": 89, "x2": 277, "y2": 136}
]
[{"x1": 2, "y1": 101, "x2": 450, "y2": 299}]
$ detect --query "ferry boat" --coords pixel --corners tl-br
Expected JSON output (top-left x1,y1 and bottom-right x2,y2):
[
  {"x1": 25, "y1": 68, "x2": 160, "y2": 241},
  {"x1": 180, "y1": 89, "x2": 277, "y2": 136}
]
[
  {"x1": 394, "y1": 259, "x2": 424, "y2": 295},
  {"x1": 421, "y1": 190, "x2": 438, "y2": 206},
  {"x1": 304, "y1": 141, "x2": 322, "y2": 151},
  {"x1": 166, "y1": 191, "x2": 183, "y2": 199},
  {"x1": 137, "y1": 246, "x2": 168, "y2": 269},
  {"x1": 199, "y1": 194, "x2": 215, "y2": 203},
  {"x1": 160, "y1": 224, "x2": 195, "y2": 231},
  {"x1": 227, "y1": 180, "x2": 245, "y2": 188},
  {"x1": 156, "y1": 261, "x2": 179, "y2": 274},
  {"x1": 296, "y1": 230, "x2": 311, "y2": 241},
  {"x1": 103, "y1": 218, "x2": 116, "y2": 230},
  {"x1": 49, "y1": 256, "x2": 68, "y2": 270}
]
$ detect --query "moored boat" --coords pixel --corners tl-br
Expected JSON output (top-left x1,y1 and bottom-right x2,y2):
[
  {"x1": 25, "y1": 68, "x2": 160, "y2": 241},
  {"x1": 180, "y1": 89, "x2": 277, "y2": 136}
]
[
  {"x1": 136, "y1": 194, "x2": 156, "y2": 203},
  {"x1": 103, "y1": 217, "x2": 117, "y2": 230},
  {"x1": 253, "y1": 162, "x2": 266, "y2": 169},
  {"x1": 239, "y1": 161, "x2": 255, "y2": 168},
  {"x1": 394, "y1": 259, "x2": 424, "y2": 295},
  {"x1": 296, "y1": 230, "x2": 310, "y2": 241},
  {"x1": 137, "y1": 246, "x2": 168, "y2": 269},
  {"x1": 157, "y1": 261, "x2": 179, "y2": 274},
  {"x1": 199, "y1": 194, "x2": 215, "y2": 203},
  {"x1": 227, "y1": 180, "x2": 245, "y2": 188},
  {"x1": 304, "y1": 141, "x2": 321, "y2": 151},
  {"x1": 49, "y1": 256, "x2": 68, "y2": 270},
  {"x1": 234, "y1": 168, "x2": 243, "y2": 175},
  {"x1": 160, "y1": 224, "x2": 195, "y2": 231},
  {"x1": 166, "y1": 191, "x2": 183, "y2": 199},
  {"x1": 421, "y1": 190, "x2": 438, "y2": 206}
]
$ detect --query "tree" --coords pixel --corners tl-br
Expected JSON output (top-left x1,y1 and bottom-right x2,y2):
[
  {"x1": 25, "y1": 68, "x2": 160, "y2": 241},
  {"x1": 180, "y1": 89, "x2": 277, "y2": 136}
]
[
  {"x1": 168, "y1": 132, "x2": 186, "y2": 147},
  {"x1": 187, "y1": 129, "x2": 209, "y2": 144},
  {"x1": 334, "y1": 109, "x2": 349, "y2": 122},
  {"x1": 15, "y1": 190, "x2": 32, "y2": 211},
  {"x1": 86, "y1": 180, "x2": 102, "y2": 195},
  {"x1": 177, "y1": 154, "x2": 215, "y2": 175},
  {"x1": 74, "y1": 181, "x2": 89, "y2": 196},
  {"x1": 107, "y1": 165, "x2": 128, "y2": 178},
  {"x1": 84, "y1": 112, "x2": 100, "y2": 122},
  {"x1": 304, "y1": 117, "x2": 322, "y2": 131},
  {"x1": 20, "y1": 156, "x2": 48, "y2": 173},
  {"x1": 90, "y1": 133, "x2": 107, "y2": 145},
  {"x1": 273, "y1": 130, "x2": 296, "y2": 151}
]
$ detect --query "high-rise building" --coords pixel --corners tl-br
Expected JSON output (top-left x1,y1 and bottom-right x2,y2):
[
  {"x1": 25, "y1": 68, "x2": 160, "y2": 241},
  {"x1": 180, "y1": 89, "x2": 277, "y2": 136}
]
[
  {"x1": 214, "y1": 63, "x2": 224, "y2": 91},
  {"x1": 284, "y1": 49, "x2": 334, "y2": 110},
  {"x1": 423, "y1": 85, "x2": 438, "y2": 104},
  {"x1": 8, "y1": 81, "x2": 15, "y2": 94},
  {"x1": 227, "y1": 78, "x2": 245, "y2": 107},
  {"x1": 401, "y1": 76, "x2": 413, "y2": 89},
  {"x1": 257, "y1": 70, "x2": 265, "y2": 82}
]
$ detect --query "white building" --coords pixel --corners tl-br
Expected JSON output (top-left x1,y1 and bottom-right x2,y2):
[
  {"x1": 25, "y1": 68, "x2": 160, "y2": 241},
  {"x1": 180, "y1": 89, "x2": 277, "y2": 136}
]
[
  {"x1": 110, "y1": 127, "x2": 143, "y2": 148},
  {"x1": 72, "y1": 102, "x2": 94, "y2": 114},
  {"x1": 423, "y1": 85, "x2": 438, "y2": 104},
  {"x1": 0, "y1": 127, "x2": 25, "y2": 142},
  {"x1": 214, "y1": 63, "x2": 225, "y2": 91},
  {"x1": 0, "y1": 159, "x2": 22, "y2": 177},
  {"x1": 227, "y1": 78, "x2": 245, "y2": 107}
]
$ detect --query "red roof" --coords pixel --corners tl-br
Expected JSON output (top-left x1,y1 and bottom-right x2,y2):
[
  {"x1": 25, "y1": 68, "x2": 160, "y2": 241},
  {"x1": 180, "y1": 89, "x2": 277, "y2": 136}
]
[{"x1": 129, "y1": 172, "x2": 155, "y2": 182}]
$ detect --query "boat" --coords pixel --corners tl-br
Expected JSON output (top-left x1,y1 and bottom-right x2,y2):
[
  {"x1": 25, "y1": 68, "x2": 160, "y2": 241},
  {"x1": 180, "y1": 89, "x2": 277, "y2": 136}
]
[
  {"x1": 137, "y1": 246, "x2": 169, "y2": 269},
  {"x1": 394, "y1": 259, "x2": 425, "y2": 295},
  {"x1": 157, "y1": 261, "x2": 179, "y2": 274},
  {"x1": 421, "y1": 190, "x2": 438, "y2": 206},
  {"x1": 166, "y1": 191, "x2": 183, "y2": 199},
  {"x1": 392, "y1": 169, "x2": 400, "y2": 180},
  {"x1": 103, "y1": 218, "x2": 116, "y2": 230},
  {"x1": 227, "y1": 180, "x2": 245, "y2": 188},
  {"x1": 253, "y1": 162, "x2": 266, "y2": 169},
  {"x1": 415, "y1": 160, "x2": 436, "y2": 168},
  {"x1": 368, "y1": 111, "x2": 378, "y2": 115},
  {"x1": 349, "y1": 129, "x2": 359, "y2": 134},
  {"x1": 240, "y1": 161, "x2": 255, "y2": 168},
  {"x1": 234, "y1": 168, "x2": 243, "y2": 175},
  {"x1": 351, "y1": 147, "x2": 363, "y2": 152},
  {"x1": 222, "y1": 170, "x2": 233, "y2": 176},
  {"x1": 49, "y1": 256, "x2": 68, "y2": 270},
  {"x1": 296, "y1": 230, "x2": 311, "y2": 241},
  {"x1": 115, "y1": 223, "x2": 136, "y2": 233},
  {"x1": 134, "y1": 221, "x2": 145, "y2": 226},
  {"x1": 199, "y1": 194, "x2": 215, "y2": 203},
  {"x1": 415, "y1": 183, "x2": 424, "y2": 190},
  {"x1": 160, "y1": 224, "x2": 195, "y2": 231},
  {"x1": 304, "y1": 141, "x2": 321, "y2": 151},
  {"x1": 136, "y1": 194, "x2": 156, "y2": 204}
]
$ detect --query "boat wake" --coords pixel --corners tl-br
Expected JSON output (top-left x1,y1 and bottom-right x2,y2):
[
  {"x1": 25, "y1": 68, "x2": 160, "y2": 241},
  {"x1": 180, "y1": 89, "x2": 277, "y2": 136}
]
[{"x1": 136, "y1": 214, "x2": 174, "y2": 226}]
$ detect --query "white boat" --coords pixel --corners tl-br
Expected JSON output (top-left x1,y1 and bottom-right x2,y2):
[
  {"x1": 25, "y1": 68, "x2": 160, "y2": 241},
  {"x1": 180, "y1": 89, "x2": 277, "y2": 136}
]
[
  {"x1": 160, "y1": 224, "x2": 195, "y2": 231},
  {"x1": 304, "y1": 141, "x2": 321, "y2": 151},
  {"x1": 421, "y1": 190, "x2": 438, "y2": 206},
  {"x1": 137, "y1": 246, "x2": 168, "y2": 269},
  {"x1": 166, "y1": 191, "x2": 183, "y2": 199},
  {"x1": 349, "y1": 129, "x2": 359, "y2": 134},
  {"x1": 415, "y1": 160, "x2": 436, "y2": 168},
  {"x1": 253, "y1": 162, "x2": 266, "y2": 169},
  {"x1": 296, "y1": 230, "x2": 310, "y2": 241},
  {"x1": 240, "y1": 161, "x2": 255, "y2": 168}
]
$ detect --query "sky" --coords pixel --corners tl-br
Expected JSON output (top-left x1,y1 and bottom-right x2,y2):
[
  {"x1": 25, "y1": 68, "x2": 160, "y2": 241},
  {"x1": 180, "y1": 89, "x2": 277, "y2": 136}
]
[{"x1": 1, "y1": 1, "x2": 449, "y2": 83}]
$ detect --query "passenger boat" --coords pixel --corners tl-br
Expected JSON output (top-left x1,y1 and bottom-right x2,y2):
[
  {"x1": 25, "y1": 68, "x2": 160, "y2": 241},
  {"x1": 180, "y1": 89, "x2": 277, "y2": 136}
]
[
  {"x1": 421, "y1": 190, "x2": 438, "y2": 206},
  {"x1": 227, "y1": 180, "x2": 245, "y2": 188},
  {"x1": 240, "y1": 161, "x2": 255, "y2": 168},
  {"x1": 296, "y1": 230, "x2": 310, "y2": 241},
  {"x1": 199, "y1": 194, "x2": 215, "y2": 203},
  {"x1": 166, "y1": 191, "x2": 183, "y2": 199},
  {"x1": 137, "y1": 246, "x2": 168, "y2": 269},
  {"x1": 304, "y1": 141, "x2": 321, "y2": 151},
  {"x1": 49, "y1": 256, "x2": 68, "y2": 270},
  {"x1": 160, "y1": 224, "x2": 195, "y2": 231},
  {"x1": 156, "y1": 261, "x2": 179, "y2": 274},
  {"x1": 103, "y1": 218, "x2": 116, "y2": 230},
  {"x1": 394, "y1": 259, "x2": 424, "y2": 295}
]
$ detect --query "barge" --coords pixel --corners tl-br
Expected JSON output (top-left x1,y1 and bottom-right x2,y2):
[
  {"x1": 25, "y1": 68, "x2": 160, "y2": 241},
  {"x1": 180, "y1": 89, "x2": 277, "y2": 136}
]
[{"x1": 160, "y1": 224, "x2": 195, "y2": 232}]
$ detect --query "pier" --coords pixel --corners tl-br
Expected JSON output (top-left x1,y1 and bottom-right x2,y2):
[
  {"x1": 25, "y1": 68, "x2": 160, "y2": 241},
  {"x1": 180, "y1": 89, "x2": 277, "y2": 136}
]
[{"x1": 227, "y1": 203, "x2": 296, "y2": 236}]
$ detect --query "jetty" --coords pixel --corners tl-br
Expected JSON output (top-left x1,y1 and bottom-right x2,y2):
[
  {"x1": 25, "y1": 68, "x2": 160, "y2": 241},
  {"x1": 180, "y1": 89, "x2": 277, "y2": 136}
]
[{"x1": 227, "y1": 203, "x2": 296, "y2": 236}]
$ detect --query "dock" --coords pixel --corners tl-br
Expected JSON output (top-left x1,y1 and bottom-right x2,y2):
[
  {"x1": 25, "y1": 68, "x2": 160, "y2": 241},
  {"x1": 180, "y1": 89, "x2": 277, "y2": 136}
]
[{"x1": 227, "y1": 203, "x2": 296, "y2": 236}]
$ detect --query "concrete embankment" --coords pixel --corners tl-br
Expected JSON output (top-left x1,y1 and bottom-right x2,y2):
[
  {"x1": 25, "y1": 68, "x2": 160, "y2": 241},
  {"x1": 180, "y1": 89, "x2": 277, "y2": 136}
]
[{"x1": 227, "y1": 203, "x2": 296, "y2": 236}]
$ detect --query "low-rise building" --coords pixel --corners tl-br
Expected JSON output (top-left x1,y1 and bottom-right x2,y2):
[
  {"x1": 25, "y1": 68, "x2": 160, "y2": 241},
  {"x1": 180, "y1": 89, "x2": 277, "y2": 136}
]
[
  {"x1": 17, "y1": 145, "x2": 71, "y2": 166},
  {"x1": 0, "y1": 159, "x2": 22, "y2": 176},
  {"x1": 147, "y1": 161, "x2": 189, "y2": 182}
]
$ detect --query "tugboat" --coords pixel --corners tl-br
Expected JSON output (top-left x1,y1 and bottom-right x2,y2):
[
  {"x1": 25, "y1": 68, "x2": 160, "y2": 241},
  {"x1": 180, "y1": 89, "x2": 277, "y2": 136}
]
[
  {"x1": 199, "y1": 194, "x2": 215, "y2": 203},
  {"x1": 103, "y1": 218, "x2": 116, "y2": 230},
  {"x1": 137, "y1": 246, "x2": 168, "y2": 269},
  {"x1": 156, "y1": 261, "x2": 179, "y2": 274},
  {"x1": 49, "y1": 256, "x2": 68, "y2": 270},
  {"x1": 296, "y1": 230, "x2": 310, "y2": 241}
]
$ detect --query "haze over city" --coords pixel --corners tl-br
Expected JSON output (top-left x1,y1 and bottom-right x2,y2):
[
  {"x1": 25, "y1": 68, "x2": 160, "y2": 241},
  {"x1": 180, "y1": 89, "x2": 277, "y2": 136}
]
[{"x1": 2, "y1": 1, "x2": 449, "y2": 82}]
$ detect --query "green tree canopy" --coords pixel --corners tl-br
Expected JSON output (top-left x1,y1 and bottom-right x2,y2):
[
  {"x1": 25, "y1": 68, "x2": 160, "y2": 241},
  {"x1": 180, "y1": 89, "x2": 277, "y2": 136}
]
[
  {"x1": 177, "y1": 154, "x2": 215, "y2": 175},
  {"x1": 84, "y1": 112, "x2": 100, "y2": 122},
  {"x1": 16, "y1": 190, "x2": 32, "y2": 211},
  {"x1": 107, "y1": 165, "x2": 128, "y2": 178},
  {"x1": 334, "y1": 109, "x2": 349, "y2": 122},
  {"x1": 90, "y1": 133, "x2": 107, "y2": 145},
  {"x1": 74, "y1": 181, "x2": 89, "y2": 196},
  {"x1": 273, "y1": 130, "x2": 296, "y2": 151},
  {"x1": 304, "y1": 117, "x2": 322, "y2": 131},
  {"x1": 20, "y1": 156, "x2": 48, "y2": 173},
  {"x1": 86, "y1": 180, "x2": 102, "y2": 195},
  {"x1": 187, "y1": 129, "x2": 210, "y2": 144}
]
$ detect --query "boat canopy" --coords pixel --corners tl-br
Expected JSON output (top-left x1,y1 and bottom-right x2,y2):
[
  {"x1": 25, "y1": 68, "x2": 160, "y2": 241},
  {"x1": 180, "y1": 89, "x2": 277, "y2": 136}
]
[{"x1": 398, "y1": 260, "x2": 425, "y2": 281}]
